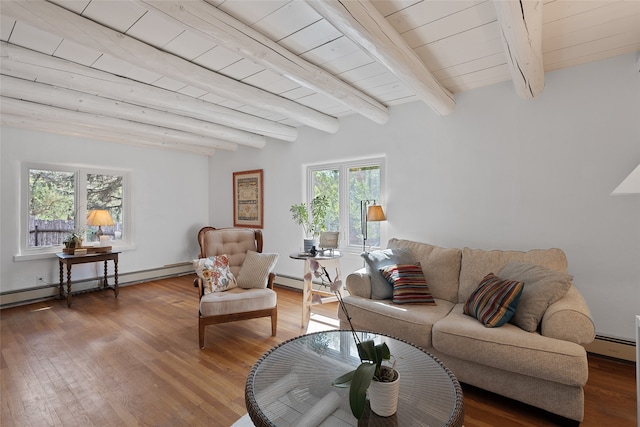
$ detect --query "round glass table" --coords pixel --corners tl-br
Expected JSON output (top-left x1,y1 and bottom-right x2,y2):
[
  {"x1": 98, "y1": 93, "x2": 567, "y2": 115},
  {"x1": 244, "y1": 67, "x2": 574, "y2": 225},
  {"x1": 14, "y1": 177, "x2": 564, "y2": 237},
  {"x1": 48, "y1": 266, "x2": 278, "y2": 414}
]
[{"x1": 245, "y1": 330, "x2": 464, "y2": 426}]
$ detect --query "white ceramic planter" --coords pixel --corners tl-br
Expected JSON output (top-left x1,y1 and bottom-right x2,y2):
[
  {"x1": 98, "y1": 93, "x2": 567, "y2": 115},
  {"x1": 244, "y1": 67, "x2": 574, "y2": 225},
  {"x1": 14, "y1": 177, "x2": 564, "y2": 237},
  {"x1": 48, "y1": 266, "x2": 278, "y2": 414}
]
[{"x1": 368, "y1": 370, "x2": 400, "y2": 417}]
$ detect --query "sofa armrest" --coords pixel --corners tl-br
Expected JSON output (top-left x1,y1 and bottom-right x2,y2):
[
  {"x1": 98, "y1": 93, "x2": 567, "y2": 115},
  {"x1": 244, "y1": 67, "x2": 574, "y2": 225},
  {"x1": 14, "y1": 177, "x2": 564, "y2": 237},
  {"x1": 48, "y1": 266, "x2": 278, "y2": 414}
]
[
  {"x1": 541, "y1": 285, "x2": 595, "y2": 345},
  {"x1": 345, "y1": 268, "x2": 372, "y2": 299}
]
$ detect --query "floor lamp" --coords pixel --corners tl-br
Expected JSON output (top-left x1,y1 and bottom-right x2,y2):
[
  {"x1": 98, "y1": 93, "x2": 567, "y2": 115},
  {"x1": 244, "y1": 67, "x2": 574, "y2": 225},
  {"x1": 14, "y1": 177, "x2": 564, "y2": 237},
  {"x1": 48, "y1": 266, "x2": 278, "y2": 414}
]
[
  {"x1": 611, "y1": 163, "x2": 640, "y2": 422},
  {"x1": 360, "y1": 199, "x2": 386, "y2": 254}
]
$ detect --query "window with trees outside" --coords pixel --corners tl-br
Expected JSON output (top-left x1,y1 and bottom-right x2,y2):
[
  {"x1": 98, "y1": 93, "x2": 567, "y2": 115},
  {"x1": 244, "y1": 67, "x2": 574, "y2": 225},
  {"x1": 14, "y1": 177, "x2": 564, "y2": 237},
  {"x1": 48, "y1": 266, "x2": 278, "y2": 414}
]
[
  {"x1": 25, "y1": 165, "x2": 128, "y2": 252},
  {"x1": 308, "y1": 158, "x2": 384, "y2": 251}
]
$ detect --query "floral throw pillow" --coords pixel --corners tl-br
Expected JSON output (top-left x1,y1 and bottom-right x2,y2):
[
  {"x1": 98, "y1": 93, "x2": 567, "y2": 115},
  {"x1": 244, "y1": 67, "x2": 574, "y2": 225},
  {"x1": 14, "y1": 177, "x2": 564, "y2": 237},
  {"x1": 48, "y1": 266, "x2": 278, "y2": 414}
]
[{"x1": 193, "y1": 255, "x2": 238, "y2": 294}]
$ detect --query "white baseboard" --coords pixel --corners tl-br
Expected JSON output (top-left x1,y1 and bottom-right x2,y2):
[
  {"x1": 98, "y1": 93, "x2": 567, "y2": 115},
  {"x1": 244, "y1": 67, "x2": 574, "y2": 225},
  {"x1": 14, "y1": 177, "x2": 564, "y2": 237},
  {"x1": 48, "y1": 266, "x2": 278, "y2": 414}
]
[
  {"x1": 274, "y1": 274, "x2": 304, "y2": 290},
  {"x1": 0, "y1": 263, "x2": 194, "y2": 308},
  {"x1": 584, "y1": 335, "x2": 636, "y2": 362},
  {"x1": 274, "y1": 274, "x2": 336, "y2": 294}
]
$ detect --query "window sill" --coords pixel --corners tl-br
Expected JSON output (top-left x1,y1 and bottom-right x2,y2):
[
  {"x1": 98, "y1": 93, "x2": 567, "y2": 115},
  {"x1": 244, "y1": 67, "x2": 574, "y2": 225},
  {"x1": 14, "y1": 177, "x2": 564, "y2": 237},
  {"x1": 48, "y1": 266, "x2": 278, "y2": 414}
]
[{"x1": 14, "y1": 243, "x2": 136, "y2": 262}]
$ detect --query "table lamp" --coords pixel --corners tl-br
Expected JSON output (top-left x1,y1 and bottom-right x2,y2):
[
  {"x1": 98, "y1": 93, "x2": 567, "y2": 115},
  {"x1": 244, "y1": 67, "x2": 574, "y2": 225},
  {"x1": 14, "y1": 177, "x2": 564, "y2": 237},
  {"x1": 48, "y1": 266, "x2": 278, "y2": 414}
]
[
  {"x1": 87, "y1": 209, "x2": 114, "y2": 239},
  {"x1": 361, "y1": 199, "x2": 386, "y2": 254}
]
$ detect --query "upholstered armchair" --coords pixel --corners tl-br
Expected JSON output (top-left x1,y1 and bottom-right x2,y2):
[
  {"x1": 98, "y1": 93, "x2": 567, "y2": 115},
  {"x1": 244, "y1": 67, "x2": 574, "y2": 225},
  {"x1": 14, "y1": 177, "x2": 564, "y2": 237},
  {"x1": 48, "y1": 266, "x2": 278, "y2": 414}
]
[{"x1": 193, "y1": 227, "x2": 278, "y2": 349}]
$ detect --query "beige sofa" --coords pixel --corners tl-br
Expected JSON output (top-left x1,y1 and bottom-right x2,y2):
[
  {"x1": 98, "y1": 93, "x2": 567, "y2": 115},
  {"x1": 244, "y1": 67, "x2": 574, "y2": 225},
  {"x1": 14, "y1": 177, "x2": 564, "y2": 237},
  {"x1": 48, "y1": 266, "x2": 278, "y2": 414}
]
[{"x1": 339, "y1": 238, "x2": 595, "y2": 423}]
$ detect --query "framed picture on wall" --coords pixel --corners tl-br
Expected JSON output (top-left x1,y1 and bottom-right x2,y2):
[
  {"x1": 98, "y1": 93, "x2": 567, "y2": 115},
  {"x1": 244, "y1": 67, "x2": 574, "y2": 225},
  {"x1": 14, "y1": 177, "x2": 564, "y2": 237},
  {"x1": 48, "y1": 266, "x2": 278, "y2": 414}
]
[{"x1": 233, "y1": 169, "x2": 263, "y2": 229}]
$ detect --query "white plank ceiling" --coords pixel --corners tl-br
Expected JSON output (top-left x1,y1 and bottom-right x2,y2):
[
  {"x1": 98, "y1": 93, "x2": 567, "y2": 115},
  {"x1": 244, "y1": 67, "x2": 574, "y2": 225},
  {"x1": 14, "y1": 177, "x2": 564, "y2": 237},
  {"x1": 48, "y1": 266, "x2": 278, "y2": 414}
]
[{"x1": 1, "y1": 0, "x2": 639, "y2": 155}]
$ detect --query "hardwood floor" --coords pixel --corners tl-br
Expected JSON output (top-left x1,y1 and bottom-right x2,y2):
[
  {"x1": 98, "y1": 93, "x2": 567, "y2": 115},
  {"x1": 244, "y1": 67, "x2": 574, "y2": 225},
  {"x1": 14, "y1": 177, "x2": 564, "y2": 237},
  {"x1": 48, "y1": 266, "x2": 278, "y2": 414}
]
[{"x1": 1, "y1": 275, "x2": 636, "y2": 426}]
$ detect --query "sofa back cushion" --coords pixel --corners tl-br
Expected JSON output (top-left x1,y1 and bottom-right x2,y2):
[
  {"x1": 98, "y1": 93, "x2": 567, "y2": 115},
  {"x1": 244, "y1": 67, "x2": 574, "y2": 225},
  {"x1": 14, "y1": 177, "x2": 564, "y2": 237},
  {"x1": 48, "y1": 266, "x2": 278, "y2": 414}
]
[
  {"x1": 387, "y1": 238, "x2": 461, "y2": 303},
  {"x1": 458, "y1": 247, "x2": 568, "y2": 303}
]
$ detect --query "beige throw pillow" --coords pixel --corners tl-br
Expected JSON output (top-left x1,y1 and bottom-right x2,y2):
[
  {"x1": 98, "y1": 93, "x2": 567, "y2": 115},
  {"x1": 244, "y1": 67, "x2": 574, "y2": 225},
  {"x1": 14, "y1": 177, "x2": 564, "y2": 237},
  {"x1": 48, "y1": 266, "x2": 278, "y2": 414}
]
[
  {"x1": 236, "y1": 251, "x2": 279, "y2": 289},
  {"x1": 498, "y1": 262, "x2": 572, "y2": 332}
]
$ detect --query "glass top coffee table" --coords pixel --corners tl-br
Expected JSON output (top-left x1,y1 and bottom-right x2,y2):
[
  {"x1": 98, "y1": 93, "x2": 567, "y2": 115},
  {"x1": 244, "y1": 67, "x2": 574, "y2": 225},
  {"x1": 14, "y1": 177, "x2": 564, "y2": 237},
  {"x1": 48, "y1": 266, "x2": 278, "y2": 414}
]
[{"x1": 245, "y1": 330, "x2": 464, "y2": 426}]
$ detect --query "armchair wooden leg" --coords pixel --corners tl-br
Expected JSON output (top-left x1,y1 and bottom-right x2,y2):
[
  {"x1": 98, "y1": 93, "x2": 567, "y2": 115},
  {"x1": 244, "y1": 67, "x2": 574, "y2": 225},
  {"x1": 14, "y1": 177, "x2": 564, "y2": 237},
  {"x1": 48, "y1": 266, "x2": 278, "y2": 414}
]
[
  {"x1": 199, "y1": 320, "x2": 205, "y2": 349},
  {"x1": 271, "y1": 309, "x2": 277, "y2": 336}
]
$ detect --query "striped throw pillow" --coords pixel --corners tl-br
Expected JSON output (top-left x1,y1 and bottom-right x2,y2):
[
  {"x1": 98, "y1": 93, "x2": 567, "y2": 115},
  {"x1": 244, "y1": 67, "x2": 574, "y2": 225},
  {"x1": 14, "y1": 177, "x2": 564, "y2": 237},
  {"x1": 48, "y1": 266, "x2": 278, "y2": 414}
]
[
  {"x1": 380, "y1": 263, "x2": 436, "y2": 305},
  {"x1": 463, "y1": 273, "x2": 524, "y2": 327}
]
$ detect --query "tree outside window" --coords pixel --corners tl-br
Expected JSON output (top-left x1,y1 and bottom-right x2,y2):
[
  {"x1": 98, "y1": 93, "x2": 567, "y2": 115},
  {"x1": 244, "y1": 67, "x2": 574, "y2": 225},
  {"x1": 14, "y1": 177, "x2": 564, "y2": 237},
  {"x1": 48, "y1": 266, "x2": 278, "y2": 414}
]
[
  {"x1": 87, "y1": 173, "x2": 123, "y2": 242},
  {"x1": 309, "y1": 158, "x2": 384, "y2": 251},
  {"x1": 27, "y1": 166, "x2": 126, "y2": 249}
]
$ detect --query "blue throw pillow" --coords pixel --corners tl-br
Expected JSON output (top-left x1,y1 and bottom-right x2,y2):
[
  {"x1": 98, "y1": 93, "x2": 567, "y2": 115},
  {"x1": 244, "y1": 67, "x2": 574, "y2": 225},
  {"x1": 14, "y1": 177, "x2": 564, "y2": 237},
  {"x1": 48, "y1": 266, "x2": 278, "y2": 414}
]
[{"x1": 362, "y1": 247, "x2": 415, "y2": 299}]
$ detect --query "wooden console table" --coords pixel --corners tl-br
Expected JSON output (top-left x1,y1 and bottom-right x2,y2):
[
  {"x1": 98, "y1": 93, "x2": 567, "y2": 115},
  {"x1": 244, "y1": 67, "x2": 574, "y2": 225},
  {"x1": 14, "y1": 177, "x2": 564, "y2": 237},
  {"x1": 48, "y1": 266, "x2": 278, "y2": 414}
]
[{"x1": 56, "y1": 251, "x2": 120, "y2": 307}]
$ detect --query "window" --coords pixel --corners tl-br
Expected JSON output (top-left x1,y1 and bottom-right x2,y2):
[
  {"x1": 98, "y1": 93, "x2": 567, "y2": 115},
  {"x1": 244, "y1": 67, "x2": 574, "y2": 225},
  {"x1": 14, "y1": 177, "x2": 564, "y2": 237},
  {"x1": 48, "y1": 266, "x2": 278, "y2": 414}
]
[
  {"x1": 308, "y1": 157, "x2": 384, "y2": 251},
  {"x1": 24, "y1": 164, "x2": 129, "y2": 253}
]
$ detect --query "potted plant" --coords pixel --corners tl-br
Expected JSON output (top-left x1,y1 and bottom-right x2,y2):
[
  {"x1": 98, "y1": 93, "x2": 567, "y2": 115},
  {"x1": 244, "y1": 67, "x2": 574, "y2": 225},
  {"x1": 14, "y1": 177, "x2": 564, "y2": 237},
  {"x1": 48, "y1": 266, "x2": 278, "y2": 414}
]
[
  {"x1": 290, "y1": 195, "x2": 330, "y2": 252},
  {"x1": 309, "y1": 260, "x2": 400, "y2": 419},
  {"x1": 63, "y1": 231, "x2": 84, "y2": 249},
  {"x1": 333, "y1": 337, "x2": 399, "y2": 418}
]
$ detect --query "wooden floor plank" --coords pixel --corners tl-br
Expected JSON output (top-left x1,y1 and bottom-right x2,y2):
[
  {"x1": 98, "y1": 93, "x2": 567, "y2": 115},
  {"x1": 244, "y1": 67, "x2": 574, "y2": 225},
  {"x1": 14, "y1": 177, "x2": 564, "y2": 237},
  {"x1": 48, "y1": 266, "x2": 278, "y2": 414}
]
[{"x1": 1, "y1": 274, "x2": 636, "y2": 426}]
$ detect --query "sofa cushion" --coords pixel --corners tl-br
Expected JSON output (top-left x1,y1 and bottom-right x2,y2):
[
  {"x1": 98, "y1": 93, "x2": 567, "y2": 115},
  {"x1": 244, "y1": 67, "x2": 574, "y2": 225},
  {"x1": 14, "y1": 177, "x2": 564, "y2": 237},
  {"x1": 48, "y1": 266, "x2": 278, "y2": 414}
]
[
  {"x1": 236, "y1": 251, "x2": 278, "y2": 289},
  {"x1": 199, "y1": 287, "x2": 277, "y2": 316},
  {"x1": 338, "y1": 295, "x2": 455, "y2": 350},
  {"x1": 498, "y1": 262, "x2": 573, "y2": 332},
  {"x1": 380, "y1": 263, "x2": 437, "y2": 305},
  {"x1": 458, "y1": 247, "x2": 568, "y2": 303},
  {"x1": 433, "y1": 304, "x2": 589, "y2": 387},
  {"x1": 362, "y1": 247, "x2": 414, "y2": 299},
  {"x1": 463, "y1": 273, "x2": 524, "y2": 327},
  {"x1": 387, "y1": 239, "x2": 461, "y2": 303},
  {"x1": 193, "y1": 255, "x2": 238, "y2": 294}
]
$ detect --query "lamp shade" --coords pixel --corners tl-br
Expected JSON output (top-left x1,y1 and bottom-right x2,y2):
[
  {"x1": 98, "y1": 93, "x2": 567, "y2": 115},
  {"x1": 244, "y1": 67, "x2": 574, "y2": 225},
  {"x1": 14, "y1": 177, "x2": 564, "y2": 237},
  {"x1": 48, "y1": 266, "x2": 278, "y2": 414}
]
[
  {"x1": 367, "y1": 205, "x2": 386, "y2": 222},
  {"x1": 87, "y1": 209, "x2": 114, "y2": 226},
  {"x1": 612, "y1": 164, "x2": 640, "y2": 195}
]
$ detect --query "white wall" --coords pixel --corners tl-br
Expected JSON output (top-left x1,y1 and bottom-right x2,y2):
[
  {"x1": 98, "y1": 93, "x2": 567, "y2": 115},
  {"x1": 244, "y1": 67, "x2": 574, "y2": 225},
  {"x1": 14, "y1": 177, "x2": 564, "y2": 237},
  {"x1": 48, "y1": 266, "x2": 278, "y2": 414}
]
[
  {"x1": 0, "y1": 128, "x2": 209, "y2": 292},
  {"x1": 209, "y1": 53, "x2": 640, "y2": 341}
]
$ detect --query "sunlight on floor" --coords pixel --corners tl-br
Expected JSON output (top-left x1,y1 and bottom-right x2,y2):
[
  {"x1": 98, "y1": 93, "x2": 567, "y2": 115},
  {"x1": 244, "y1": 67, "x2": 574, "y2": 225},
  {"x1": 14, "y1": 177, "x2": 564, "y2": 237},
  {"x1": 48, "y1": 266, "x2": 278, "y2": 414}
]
[{"x1": 306, "y1": 313, "x2": 340, "y2": 333}]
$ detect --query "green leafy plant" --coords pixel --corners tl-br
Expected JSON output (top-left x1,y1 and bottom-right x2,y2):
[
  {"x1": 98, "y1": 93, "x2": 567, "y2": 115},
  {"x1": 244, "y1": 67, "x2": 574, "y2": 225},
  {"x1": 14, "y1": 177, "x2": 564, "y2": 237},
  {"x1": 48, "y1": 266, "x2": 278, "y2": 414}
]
[
  {"x1": 289, "y1": 195, "x2": 330, "y2": 238},
  {"x1": 309, "y1": 260, "x2": 397, "y2": 419},
  {"x1": 63, "y1": 231, "x2": 84, "y2": 248}
]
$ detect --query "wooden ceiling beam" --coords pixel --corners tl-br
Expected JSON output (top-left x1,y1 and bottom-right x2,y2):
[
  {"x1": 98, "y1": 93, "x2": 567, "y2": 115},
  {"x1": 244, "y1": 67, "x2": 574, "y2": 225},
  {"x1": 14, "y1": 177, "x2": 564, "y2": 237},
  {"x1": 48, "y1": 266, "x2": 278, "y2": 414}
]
[
  {"x1": 1, "y1": 75, "x2": 266, "y2": 148},
  {"x1": 1, "y1": 112, "x2": 216, "y2": 155},
  {"x1": 1, "y1": 42, "x2": 297, "y2": 142},
  {"x1": 306, "y1": 0, "x2": 455, "y2": 116},
  {"x1": 1, "y1": 0, "x2": 339, "y2": 133},
  {"x1": 1, "y1": 97, "x2": 238, "y2": 151},
  {"x1": 493, "y1": 0, "x2": 545, "y2": 99},
  {"x1": 140, "y1": 0, "x2": 389, "y2": 125}
]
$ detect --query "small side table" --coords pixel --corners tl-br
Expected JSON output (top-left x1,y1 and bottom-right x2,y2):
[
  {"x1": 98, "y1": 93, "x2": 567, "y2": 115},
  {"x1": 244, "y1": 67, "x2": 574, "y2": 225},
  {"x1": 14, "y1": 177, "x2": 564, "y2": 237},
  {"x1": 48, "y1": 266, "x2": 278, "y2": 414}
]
[
  {"x1": 289, "y1": 251, "x2": 342, "y2": 328},
  {"x1": 56, "y1": 251, "x2": 120, "y2": 307}
]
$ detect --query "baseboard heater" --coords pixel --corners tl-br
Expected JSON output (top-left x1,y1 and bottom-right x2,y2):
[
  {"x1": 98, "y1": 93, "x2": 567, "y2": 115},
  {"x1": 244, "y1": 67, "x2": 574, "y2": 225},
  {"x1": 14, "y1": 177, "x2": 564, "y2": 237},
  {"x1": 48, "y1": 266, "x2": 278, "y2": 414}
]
[
  {"x1": 274, "y1": 274, "x2": 304, "y2": 290},
  {"x1": 584, "y1": 334, "x2": 636, "y2": 362},
  {"x1": 274, "y1": 274, "x2": 329, "y2": 292},
  {"x1": 0, "y1": 262, "x2": 194, "y2": 308}
]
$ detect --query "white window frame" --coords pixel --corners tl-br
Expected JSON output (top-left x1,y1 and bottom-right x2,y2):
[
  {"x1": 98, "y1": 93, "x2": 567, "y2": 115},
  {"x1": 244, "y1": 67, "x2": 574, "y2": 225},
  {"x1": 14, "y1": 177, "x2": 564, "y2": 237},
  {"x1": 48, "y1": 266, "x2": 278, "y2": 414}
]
[
  {"x1": 306, "y1": 156, "x2": 385, "y2": 253},
  {"x1": 16, "y1": 162, "x2": 133, "y2": 261}
]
